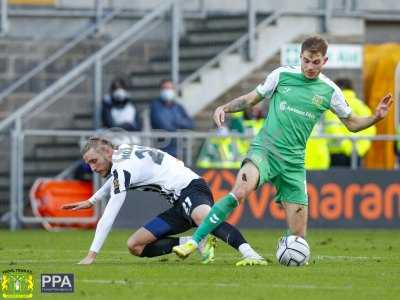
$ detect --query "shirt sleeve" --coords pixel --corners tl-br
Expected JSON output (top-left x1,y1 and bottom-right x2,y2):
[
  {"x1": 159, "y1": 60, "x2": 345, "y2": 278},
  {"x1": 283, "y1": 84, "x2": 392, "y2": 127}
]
[
  {"x1": 111, "y1": 164, "x2": 134, "y2": 195},
  {"x1": 255, "y1": 68, "x2": 281, "y2": 99},
  {"x1": 89, "y1": 190, "x2": 127, "y2": 253},
  {"x1": 88, "y1": 177, "x2": 112, "y2": 205},
  {"x1": 330, "y1": 89, "x2": 352, "y2": 118}
]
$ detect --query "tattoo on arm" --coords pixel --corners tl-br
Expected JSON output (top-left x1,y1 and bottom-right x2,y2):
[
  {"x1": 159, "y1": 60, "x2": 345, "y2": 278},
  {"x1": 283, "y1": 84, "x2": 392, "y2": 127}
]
[{"x1": 224, "y1": 97, "x2": 249, "y2": 113}]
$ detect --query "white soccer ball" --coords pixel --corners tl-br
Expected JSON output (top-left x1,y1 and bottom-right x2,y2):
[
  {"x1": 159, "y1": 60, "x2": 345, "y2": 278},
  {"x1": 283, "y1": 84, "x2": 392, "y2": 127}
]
[{"x1": 276, "y1": 235, "x2": 310, "y2": 267}]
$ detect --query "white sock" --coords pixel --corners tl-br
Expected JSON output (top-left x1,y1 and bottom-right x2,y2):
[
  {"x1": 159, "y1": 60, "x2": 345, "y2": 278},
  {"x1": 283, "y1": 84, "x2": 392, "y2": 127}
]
[
  {"x1": 238, "y1": 243, "x2": 263, "y2": 259},
  {"x1": 179, "y1": 236, "x2": 198, "y2": 247},
  {"x1": 179, "y1": 236, "x2": 191, "y2": 245}
]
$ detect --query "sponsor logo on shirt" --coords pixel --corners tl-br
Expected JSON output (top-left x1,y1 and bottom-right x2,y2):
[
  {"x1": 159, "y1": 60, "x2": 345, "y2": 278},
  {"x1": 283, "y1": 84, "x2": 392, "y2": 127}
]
[{"x1": 279, "y1": 100, "x2": 316, "y2": 120}]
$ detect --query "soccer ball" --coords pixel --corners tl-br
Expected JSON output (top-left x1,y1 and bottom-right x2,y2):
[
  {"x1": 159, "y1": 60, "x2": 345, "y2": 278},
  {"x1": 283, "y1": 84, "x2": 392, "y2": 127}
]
[{"x1": 276, "y1": 235, "x2": 310, "y2": 266}]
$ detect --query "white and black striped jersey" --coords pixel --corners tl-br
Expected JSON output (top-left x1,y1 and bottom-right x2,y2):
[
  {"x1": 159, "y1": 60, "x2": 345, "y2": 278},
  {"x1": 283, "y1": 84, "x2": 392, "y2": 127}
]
[{"x1": 110, "y1": 144, "x2": 199, "y2": 204}]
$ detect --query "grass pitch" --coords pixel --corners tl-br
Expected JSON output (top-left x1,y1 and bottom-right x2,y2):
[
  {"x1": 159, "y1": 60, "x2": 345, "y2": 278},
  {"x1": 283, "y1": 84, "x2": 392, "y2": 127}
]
[{"x1": 1, "y1": 229, "x2": 399, "y2": 300}]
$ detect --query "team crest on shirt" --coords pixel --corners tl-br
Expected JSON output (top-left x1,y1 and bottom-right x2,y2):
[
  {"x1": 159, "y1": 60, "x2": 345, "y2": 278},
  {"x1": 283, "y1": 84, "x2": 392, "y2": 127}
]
[
  {"x1": 112, "y1": 170, "x2": 120, "y2": 193},
  {"x1": 113, "y1": 178, "x2": 119, "y2": 190},
  {"x1": 312, "y1": 95, "x2": 325, "y2": 108}
]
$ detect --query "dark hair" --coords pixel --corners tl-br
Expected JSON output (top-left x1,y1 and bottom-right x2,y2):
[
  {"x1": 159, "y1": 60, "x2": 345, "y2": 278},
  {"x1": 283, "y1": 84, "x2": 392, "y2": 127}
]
[
  {"x1": 301, "y1": 36, "x2": 328, "y2": 56},
  {"x1": 159, "y1": 79, "x2": 173, "y2": 89},
  {"x1": 334, "y1": 78, "x2": 353, "y2": 90},
  {"x1": 81, "y1": 137, "x2": 115, "y2": 155},
  {"x1": 110, "y1": 78, "x2": 128, "y2": 94}
]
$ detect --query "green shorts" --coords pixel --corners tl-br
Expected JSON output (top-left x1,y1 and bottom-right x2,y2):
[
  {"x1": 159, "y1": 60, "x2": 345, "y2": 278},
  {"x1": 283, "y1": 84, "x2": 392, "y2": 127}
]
[{"x1": 243, "y1": 146, "x2": 308, "y2": 206}]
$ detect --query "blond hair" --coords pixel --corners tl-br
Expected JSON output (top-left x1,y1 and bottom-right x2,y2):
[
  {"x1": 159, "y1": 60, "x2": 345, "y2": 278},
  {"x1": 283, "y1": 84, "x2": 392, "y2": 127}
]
[{"x1": 81, "y1": 137, "x2": 115, "y2": 155}]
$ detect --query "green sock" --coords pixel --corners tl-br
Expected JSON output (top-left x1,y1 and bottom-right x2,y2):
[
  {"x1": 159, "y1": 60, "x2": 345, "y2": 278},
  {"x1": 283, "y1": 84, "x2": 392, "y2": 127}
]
[
  {"x1": 283, "y1": 229, "x2": 292, "y2": 237},
  {"x1": 192, "y1": 194, "x2": 238, "y2": 244}
]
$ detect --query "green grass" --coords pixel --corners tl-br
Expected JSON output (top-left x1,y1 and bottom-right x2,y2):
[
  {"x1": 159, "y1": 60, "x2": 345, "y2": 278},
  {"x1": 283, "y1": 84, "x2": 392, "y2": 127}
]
[{"x1": 1, "y1": 229, "x2": 399, "y2": 300}]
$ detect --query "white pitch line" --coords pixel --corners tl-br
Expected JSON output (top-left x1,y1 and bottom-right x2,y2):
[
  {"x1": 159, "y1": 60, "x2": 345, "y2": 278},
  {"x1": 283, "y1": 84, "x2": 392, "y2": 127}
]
[
  {"x1": 1, "y1": 249, "x2": 397, "y2": 262},
  {"x1": 263, "y1": 253, "x2": 391, "y2": 261},
  {"x1": 314, "y1": 254, "x2": 387, "y2": 260},
  {"x1": 0, "y1": 249, "x2": 128, "y2": 254},
  {"x1": 0, "y1": 259, "x2": 123, "y2": 264},
  {"x1": 79, "y1": 279, "x2": 353, "y2": 290}
]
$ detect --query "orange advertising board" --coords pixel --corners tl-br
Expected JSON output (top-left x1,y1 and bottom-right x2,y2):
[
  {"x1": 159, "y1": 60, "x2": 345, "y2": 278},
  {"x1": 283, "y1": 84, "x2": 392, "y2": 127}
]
[{"x1": 200, "y1": 169, "x2": 400, "y2": 227}]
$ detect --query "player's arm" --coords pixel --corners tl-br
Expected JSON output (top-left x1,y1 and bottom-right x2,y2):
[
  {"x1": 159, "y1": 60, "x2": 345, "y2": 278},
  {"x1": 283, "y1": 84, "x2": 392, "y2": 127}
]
[
  {"x1": 213, "y1": 90, "x2": 262, "y2": 127},
  {"x1": 213, "y1": 68, "x2": 280, "y2": 127},
  {"x1": 340, "y1": 94, "x2": 392, "y2": 132},
  {"x1": 61, "y1": 177, "x2": 112, "y2": 210},
  {"x1": 78, "y1": 190, "x2": 127, "y2": 265}
]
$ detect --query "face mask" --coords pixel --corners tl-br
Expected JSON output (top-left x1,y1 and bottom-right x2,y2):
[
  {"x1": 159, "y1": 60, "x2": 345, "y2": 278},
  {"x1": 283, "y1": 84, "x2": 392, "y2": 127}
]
[
  {"x1": 160, "y1": 89, "x2": 175, "y2": 101},
  {"x1": 112, "y1": 88, "x2": 129, "y2": 102}
]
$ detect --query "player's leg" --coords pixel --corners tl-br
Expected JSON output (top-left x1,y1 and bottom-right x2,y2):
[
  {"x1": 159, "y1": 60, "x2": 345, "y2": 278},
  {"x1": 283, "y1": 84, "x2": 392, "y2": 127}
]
[
  {"x1": 190, "y1": 204, "x2": 265, "y2": 264},
  {"x1": 190, "y1": 161, "x2": 259, "y2": 245},
  {"x1": 127, "y1": 207, "x2": 192, "y2": 257},
  {"x1": 281, "y1": 202, "x2": 308, "y2": 237},
  {"x1": 173, "y1": 168, "x2": 261, "y2": 260},
  {"x1": 127, "y1": 227, "x2": 158, "y2": 256},
  {"x1": 273, "y1": 162, "x2": 309, "y2": 238}
]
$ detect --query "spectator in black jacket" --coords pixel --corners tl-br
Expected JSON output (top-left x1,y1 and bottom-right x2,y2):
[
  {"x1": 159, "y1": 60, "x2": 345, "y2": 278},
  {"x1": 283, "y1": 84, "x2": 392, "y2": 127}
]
[
  {"x1": 102, "y1": 78, "x2": 141, "y2": 131},
  {"x1": 150, "y1": 79, "x2": 194, "y2": 157}
]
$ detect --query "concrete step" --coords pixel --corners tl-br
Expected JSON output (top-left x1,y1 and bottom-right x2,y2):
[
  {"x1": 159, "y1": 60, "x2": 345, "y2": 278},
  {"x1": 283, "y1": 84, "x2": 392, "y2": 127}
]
[
  {"x1": 148, "y1": 59, "x2": 207, "y2": 73},
  {"x1": 185, "y1": 31, "x2": 244, "y2": 44},
  {"x1": 71, "y1": 113, "x2": 94, "y2": 130},
  {"x1": 185, "y1": 13, "x2": 271, "y2": 31},
  {"x1": 178, "y1": 45, "x2": 227, "y2": 59},
  {"x1": 186, "y1": 17, "x2": 247, "y2": 31},
  {"x1": 24, "y1": 158, "x2": 78, "y2": 173},
  {"x1": 0, "y1": 93, "x2": 36, "y2": 113},
  {"x1": 187, "y1": 27, "x2": 247, "y2": 35},
  {"x1": 129, "y1": 71, "x2": 192, "y2": 87},
  {"x1": 34, "y1": 143, "x2": 81, "y2": 159},
  {"x1": 0, "y1": 169, "x2": 60, "y2": 184},
  {"x1": 151, "y1": 53, "x2": 215, "y2": 63}
]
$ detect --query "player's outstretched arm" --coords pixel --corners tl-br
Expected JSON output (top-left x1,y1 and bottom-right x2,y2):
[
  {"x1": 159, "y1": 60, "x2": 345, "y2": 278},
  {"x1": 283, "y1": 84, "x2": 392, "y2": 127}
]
[
  {"x1": 340, "y1": 93, "x2": 393, "y2": 132},
  {"x1": 214, "y1": 90, "x2": 262, "y2": 127},
  {"x1": 78, "y1": 191, "x2": 127, "y2": 265},
  {"x1": 62, "y1": 177, "x2": 113, "y2": 210},
  {"x1": 61, "y1": 200, "x2": 93, "y2": 210}
]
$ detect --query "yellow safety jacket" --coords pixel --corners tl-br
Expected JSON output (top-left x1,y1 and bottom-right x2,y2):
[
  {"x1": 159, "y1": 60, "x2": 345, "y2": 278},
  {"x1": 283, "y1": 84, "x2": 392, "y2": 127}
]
[
  {"x1": 324, "y1": 89, "x2": 376, "y2": 157},
  {"x1": 305, "y1": 123, "x2": 330, "y2": 170},
  {"x1": 196, "y1": 136, "x2": 242, "y2": 169}
]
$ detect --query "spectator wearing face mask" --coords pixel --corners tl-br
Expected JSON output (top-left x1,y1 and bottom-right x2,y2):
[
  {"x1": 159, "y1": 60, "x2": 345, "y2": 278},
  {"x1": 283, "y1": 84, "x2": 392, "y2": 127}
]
[
  {"x1": 101, "y1": 78, "x2": 142, "y2": 131},
  {"x1": 150, "y1": 79, "x2": 195, "y2": 157}
]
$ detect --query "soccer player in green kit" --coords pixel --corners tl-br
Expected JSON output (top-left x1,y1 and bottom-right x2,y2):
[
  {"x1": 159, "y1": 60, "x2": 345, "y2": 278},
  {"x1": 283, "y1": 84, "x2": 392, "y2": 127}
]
[{"x1": 173, "y1": 36, "x2": 393, "y2": 266}]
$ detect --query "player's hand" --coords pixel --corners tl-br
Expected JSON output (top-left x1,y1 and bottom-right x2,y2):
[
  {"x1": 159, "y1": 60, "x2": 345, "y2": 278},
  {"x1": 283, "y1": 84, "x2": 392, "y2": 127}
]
[
  {"x1": 61, "y1": 200, "x2": 93, "y2": 211},
  {"x1": 213, "y1": 105, "x2": 226, "y2": 127},
  {"x1": 78, "y1": 252, "x2": 97, "y2": 265},
  {"x1": 374, "y1": 93, "x2": 393, "y2": 120}
]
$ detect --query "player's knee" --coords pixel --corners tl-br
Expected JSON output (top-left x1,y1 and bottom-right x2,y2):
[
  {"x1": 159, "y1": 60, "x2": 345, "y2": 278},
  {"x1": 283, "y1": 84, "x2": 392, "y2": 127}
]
[
  {"x1": 127, "y1": 239, "x2": 143, "y2": 256},
  {"x1": 231, "y1": 186, "x2": 248, "y2": 203},
  {"x1": 190, "y1": 204, "x2": 211, "y2": 226},
  {"x1": 192, "y1": 213, "x2": 205, "y2": 226}
]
